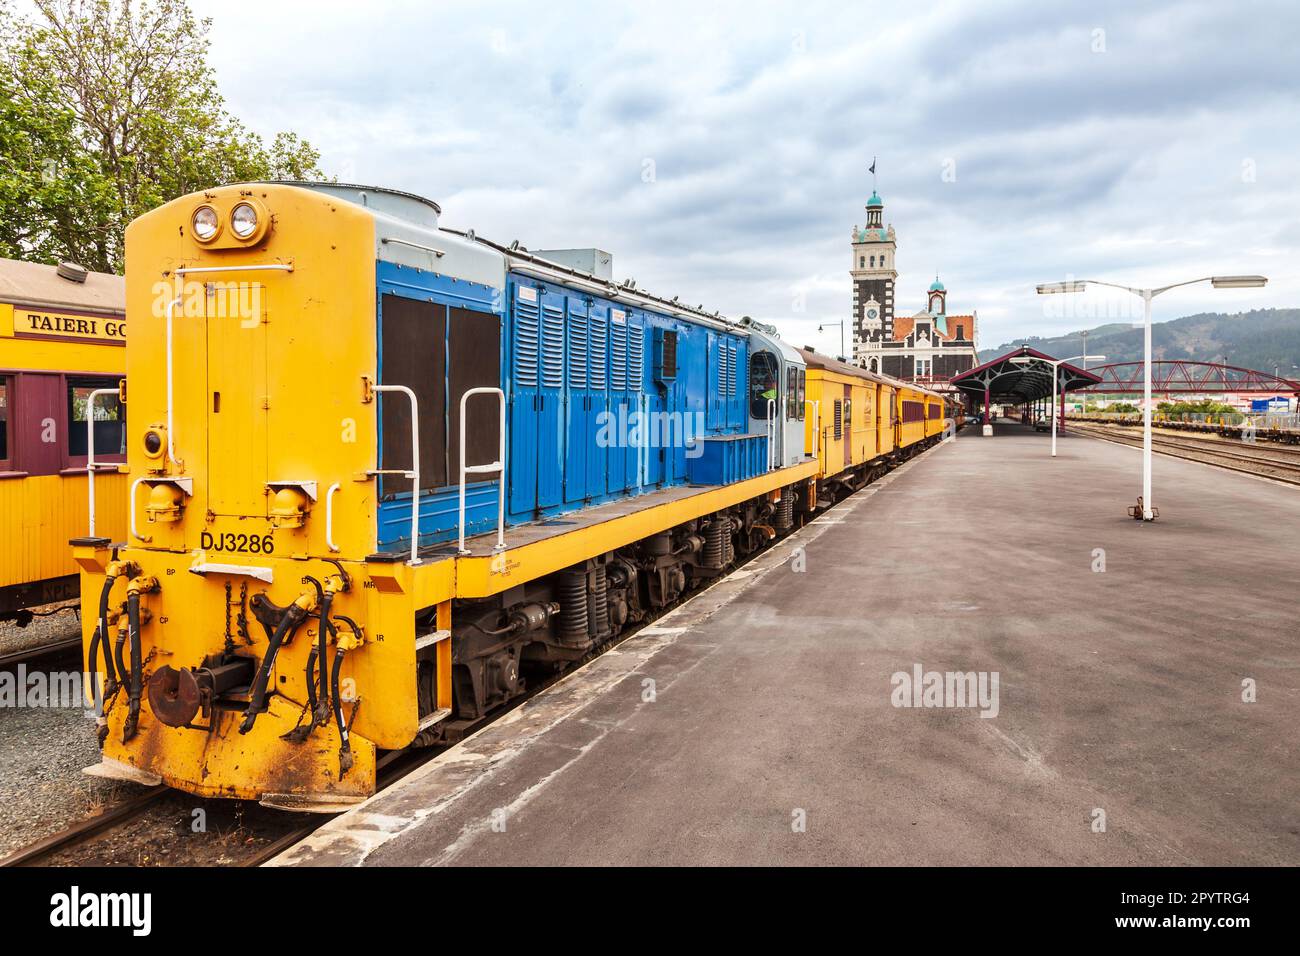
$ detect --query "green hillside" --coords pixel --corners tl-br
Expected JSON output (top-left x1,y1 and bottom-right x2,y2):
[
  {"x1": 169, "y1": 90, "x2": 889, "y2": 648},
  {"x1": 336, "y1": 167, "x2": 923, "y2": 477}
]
[{"x1": 981, "y1": 309, "x2": 1300, "y2": 378}]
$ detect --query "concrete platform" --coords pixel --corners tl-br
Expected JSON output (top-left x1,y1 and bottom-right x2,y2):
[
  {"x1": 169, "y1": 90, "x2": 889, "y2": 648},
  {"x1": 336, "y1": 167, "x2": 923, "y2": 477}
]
[{"x1": 272, "y1": 423, "x2": 1299, "y2": 866}]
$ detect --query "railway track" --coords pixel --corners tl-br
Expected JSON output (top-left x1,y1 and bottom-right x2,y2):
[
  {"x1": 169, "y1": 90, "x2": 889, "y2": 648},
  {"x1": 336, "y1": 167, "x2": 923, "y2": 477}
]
[
  {"x1": 0, "y1": 635, "x2": 83, "y2": 669},
  {"x1": 0, "y1": 434, "x2": 952, "y2": 867},
  {"x1": 1071, "y1": 422, "x2": 1300, "y2": 485}
]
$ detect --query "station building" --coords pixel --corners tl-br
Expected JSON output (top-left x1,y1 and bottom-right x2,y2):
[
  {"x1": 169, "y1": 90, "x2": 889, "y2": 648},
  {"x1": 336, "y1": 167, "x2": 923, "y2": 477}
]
[{"x1": 849, "y1": 190, "x2": 979, "y2": 388}]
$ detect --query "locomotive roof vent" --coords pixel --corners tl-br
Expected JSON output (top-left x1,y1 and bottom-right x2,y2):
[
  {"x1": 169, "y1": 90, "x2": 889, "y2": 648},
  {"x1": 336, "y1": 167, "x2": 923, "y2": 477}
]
[
  {"x1": 56, "y1": 260, "x2": 89, "y2": 283},
  {"x1": 532, "y1": 248, "x2": 613, "y2": 281}
]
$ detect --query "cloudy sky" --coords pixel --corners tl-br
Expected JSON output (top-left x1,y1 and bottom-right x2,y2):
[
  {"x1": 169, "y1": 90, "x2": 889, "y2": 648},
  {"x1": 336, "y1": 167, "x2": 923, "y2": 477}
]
[{"x1": 189, "y1": 0, "x2": 1296, "y2": 356}]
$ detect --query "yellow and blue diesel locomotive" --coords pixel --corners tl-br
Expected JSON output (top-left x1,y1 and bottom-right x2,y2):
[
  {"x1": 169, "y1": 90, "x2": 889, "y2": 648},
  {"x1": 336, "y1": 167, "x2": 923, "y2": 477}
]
[
  {"x1": 74, "y1": 182, "x2": 945, "y2": 809},
  {"x1": 1, "y1": 257, "x2": 127, "y2": 622}
]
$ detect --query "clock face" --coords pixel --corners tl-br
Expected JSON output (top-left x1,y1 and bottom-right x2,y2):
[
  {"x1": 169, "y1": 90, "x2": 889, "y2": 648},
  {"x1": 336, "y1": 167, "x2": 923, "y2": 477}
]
[{"x1": 867, "y1": 308, "x2": 878, "y2": 319}]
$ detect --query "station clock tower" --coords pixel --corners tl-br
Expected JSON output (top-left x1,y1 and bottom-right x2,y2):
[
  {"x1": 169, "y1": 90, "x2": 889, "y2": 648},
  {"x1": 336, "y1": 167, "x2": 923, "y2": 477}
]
[{"x1": 850, "y1": 191, "x2": 896, "y2": 367}]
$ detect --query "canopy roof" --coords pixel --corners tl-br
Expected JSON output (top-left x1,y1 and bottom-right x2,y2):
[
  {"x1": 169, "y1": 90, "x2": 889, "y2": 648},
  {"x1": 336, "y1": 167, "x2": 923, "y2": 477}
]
[{"x1": 950, "y1": 345, "x2": 1102, "y2": 403}]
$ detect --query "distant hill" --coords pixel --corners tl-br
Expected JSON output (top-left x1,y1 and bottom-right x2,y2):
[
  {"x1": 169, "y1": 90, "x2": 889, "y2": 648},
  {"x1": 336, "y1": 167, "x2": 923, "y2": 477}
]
[{"x1": 980, "y1": 308, "x2": 1300, "y2": 378}]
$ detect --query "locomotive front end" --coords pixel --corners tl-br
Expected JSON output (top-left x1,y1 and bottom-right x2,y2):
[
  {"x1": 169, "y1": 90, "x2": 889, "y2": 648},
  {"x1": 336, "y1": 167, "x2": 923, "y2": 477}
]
[{"x1": 75, "y1": 183, "x2": 426, "y2": 809}]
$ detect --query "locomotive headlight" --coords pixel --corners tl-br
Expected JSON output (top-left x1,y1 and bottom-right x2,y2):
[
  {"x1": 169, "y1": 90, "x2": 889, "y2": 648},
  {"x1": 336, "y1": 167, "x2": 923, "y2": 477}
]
[
  {"x1": 230, "y1": 202, "x2": 259, "y2": 239},
  {"x1": 192, "y1": 205, "x2": 220, "y2": 241},
  {"x1": 142, "y1": 426, "x2": 165, "y2": 459}
]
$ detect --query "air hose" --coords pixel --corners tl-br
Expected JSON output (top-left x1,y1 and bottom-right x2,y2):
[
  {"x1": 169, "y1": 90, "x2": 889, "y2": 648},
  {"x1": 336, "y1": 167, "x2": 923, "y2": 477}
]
[
  {"x1": 113, "y1": 613, "x2": 130, "y2": 700},
  {"x1": 331, "y1": 613, "x2": 364, "y2": 777},
  {"x1": 239, "y1": 594, "x2": 312, "y2": 735},
  {"x1": 315, "y1": 588, "x2": 336, "y2": 724},
  {"x1": 122, "y1": 590, "x2": 143, "y2": 742},
  {"x1": 86, "y1": 623, "x2": 103, "y2": 714},
  {"x1": 97, "y1": 572, "x2": 119, "y2": 695},
  {"x1": 331, "y1": 645, "x2": 353, "y2": 777}
]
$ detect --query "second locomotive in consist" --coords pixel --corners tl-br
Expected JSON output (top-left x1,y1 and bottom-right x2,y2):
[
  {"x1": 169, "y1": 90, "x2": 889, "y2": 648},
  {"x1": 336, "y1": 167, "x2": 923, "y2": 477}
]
[{"x1": 75, "y1": 182, "x2": 949, "y2": 809}]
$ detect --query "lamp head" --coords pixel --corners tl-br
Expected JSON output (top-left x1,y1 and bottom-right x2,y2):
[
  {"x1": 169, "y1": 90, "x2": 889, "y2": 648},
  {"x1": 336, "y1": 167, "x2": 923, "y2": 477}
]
[
  {"x1": 1036, "y1": 281, "x2": 1088, "y2": 294},
  {"x1": 1210, "y1": 275, "x2": 1267, "y2": 289}
]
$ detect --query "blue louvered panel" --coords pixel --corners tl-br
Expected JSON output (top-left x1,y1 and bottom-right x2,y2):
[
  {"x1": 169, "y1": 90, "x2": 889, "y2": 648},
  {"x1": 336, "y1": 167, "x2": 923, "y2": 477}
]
[
  {"x1": 565, "y1": 298, "x2": 589, "y2": 503},
  {"x1": 514, "y1": 295, "x2": 540, "y2": 387},
  {"x1": 588, "y1": 307, "x2": 607, "y2": 389},
  {"x1": 541, "y1": 301, "x2": 565, "y2": 389},
  {"x1": 610, "y1": 316, "x2": 627, "y2": 390},
  {"x1": 628, "y1": 319, "x2": 644, "y2": 390},
  {"x1": 567, "y1": 302, "x2": 588, "y2": 389},
  {"x1": 727, "y1": 342, "x2": 737, "y2": 396},
  {"x1": 510, "y1": 284, "x2": 541, "y2": 514}
]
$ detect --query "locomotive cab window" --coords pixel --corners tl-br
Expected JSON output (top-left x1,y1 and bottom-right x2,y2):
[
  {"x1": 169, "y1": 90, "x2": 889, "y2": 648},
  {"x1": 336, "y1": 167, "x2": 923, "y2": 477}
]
[
  {"x1": 66, "y1": 376, "x2": 126, "y2": 464},
  {"x1": 749, "y1": 352, "x2": 778, "y2": 419},
  {"x1": 797, "y1": 369, "x2": 806, "y2": 420}
]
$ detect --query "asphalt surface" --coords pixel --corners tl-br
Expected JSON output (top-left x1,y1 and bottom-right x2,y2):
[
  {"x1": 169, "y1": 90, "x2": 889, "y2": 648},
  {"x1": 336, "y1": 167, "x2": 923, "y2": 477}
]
[{"x1": 273, "y1": 423, "x2": 1299, "y2": 866}]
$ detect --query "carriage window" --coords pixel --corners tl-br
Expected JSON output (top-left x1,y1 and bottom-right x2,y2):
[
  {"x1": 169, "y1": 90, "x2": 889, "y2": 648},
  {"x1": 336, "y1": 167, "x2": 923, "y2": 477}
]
[
  {"x1": 749, "y1": 352, "x2": 778, "y2": 419},
  {"x1": 67, "y1": 377, "x2": 126, "y2": 461},
  {"x1": 0, "y1": 378, "x2": 9, "y2": 467}
]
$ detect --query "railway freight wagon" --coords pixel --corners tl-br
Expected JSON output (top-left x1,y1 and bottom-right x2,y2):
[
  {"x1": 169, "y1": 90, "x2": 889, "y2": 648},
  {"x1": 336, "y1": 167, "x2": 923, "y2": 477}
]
[
  {"x1": 73, "y1": 182, "x2": 821, "y2": 808},
  {"x1": 1, "y1": 258, "x2": 128, "y2": 620}
]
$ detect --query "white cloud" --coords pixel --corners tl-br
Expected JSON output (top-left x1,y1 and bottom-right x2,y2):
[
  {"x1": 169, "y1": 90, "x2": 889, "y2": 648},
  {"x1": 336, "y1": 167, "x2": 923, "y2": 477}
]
[{"x1": 189, "y1": 0, "x2": 1298, "y2": 357}]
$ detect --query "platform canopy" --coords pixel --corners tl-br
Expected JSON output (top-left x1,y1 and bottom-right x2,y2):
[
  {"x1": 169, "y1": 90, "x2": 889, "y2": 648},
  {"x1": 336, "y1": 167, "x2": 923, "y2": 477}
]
[{"x1": 950, "y1": 345, "x2": 1103, "y2": 405}]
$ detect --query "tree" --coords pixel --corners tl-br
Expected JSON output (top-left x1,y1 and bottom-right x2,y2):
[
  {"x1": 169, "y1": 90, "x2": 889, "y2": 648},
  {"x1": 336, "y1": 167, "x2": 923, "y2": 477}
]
[{"x1": 0, "y1": 0, "x2": 324, "y2": 272}]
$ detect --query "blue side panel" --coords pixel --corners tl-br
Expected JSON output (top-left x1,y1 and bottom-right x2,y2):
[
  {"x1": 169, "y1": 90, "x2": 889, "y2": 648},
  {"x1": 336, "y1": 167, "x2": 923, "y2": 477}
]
[
  {"x1": 564, "y1": 295, "x2": 588, "y2": 503},
  {"x1": 586, "y1": 304, "x2": 608, "y2": 499},
  {"x1": 679, "y1": 323, "x2": 707, "y2": 477},
  {"x1": 728, "y1": 338, "x2": 746, "y2": 430},
  {"x1": 508, "y1": 281, "x2": 540, "y2": 516},
  {"x1": 608, "y1": 308, "x2": 630, "y2": 494},
  {"x1": 374, "y1": 260, "x2": 503, "y2": 551},
  {"x1": 626, "y1": 311, "x2": 645, "y2": 490},
  {"x1": 537, "y1": 290, "x2": 565, "y2": 510},
  {"x1": 687, "y1": 434, "x2": 769, "y2": 485}
]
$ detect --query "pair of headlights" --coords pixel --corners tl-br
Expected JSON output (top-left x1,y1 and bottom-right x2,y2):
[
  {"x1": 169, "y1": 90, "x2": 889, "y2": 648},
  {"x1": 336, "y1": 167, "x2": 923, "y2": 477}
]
[{"x1": 192, "y1": 202, "x2": 259, "y2": 241}]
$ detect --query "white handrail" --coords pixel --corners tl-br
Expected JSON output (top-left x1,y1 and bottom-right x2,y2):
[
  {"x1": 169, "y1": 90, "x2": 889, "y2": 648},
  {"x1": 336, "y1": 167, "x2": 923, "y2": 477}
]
[
  {"x1": 84, "y1": 387, "x2": 117, "y2": 536},
  {"x1": 372, "y1": 384, "x2": 421, "y2": 564},
  {"x1": 129, "y1": 477, "x2": 152, "y2": 542},
  {"x1": 164, "y1": 295, "x2": 182, "y2": 467},
  {"x1": 766, "y1": 397, "x2": 777, "y2": 472},
  {"x1": 805, "y1": 399, "x2": 820, "y2": 461},
  {"x1": 457, "y1": 387, "x2": 507, "y2": 556},
  {"x1": 325, "y1": 482, "x2": 341, "y2": 553},
  {"x1": 174, "y1": 264, "x2": 293, "y2": 277}
]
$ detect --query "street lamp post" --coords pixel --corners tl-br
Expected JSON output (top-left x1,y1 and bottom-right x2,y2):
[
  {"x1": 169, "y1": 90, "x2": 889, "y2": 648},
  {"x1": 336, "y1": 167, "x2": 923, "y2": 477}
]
[
  {"x1": 819, "y1": 321, "x2": 846, "y2": 363},
  {"x1": 1036, "y1": 275, "x2": 1268, "y2": 520},
  {"x1": 1011, "y1": 354, "x2": 1105, "y2": 457}
]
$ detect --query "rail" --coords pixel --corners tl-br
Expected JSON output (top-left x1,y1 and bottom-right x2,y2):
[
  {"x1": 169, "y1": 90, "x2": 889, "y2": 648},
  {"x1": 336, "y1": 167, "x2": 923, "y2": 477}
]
[
  {"x1": 457, "y1": 387, "x2": 507, "y2": 556},
  {"x1": 370, "y1": 384, "x2": 421, "y2": 564},
  {"x1": 128, "y1": 476, "x2": 152, "y2": 543},
  {"x1": 324, "y1": 482, "x2": 341, "y2": 552},
  {"x1": 805, "y1": 400, "x2": 820, "y2": 461},
  {"x1": 766, "y1": 398, "x2": 777, "y2": 472},
  {"x1": 84, "y1": 387, "x2": 117, "y2": 537}
]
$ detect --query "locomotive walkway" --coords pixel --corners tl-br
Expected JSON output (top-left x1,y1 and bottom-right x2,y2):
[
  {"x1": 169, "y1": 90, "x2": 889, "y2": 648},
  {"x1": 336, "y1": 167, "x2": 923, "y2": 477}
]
[{"x1": 271, "y1": 423, "x2": 1298, "y2": 866}]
